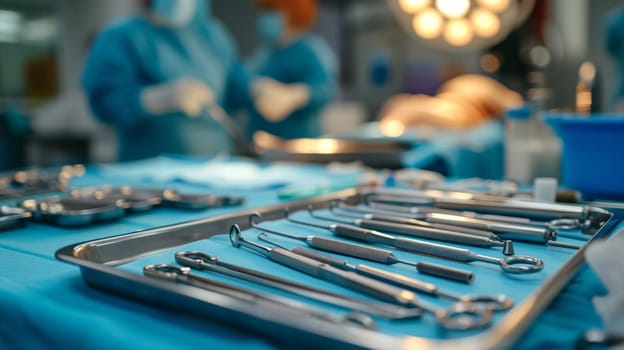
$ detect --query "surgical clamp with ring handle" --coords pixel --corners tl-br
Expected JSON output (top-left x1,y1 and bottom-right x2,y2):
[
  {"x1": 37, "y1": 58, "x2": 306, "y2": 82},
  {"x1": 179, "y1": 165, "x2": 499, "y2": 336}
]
[
  {"x1": 230, "y1": 224, "x2": 492, "y2": 330},
  {"x1": 369, "y1": 188, "x2": 613, "y2": 235},
  {"x1": 257, "y1": 233, "x2": 512, "y2": 313},
  {"x1": 256, "y1": 234, "x2": 495, "y2": 331},
  {"x1": 250, "y1": 212, "x2": 475, "y2": 284},
  {"x1": 174, "y1": 251, "x2": 423, "y2": 320},
  {"x1": 309, "y1": 205, "x2": 514, "y2": 254},
  {"x1": 424, "y1": 213, "x2": 583, "y2": 249},
  {"x1": 361, "y1": 201, "x2": 590, "y2": 242},
  {"x1": 143, "y1": 264, "x2": 377, "y2": 330},
  {"x1": 285, "y1": 210, "x2": 545, "y2": 274}
]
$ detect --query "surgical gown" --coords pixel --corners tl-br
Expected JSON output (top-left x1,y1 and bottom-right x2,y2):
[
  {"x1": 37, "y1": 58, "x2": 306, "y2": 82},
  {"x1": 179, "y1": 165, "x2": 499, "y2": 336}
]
[
  {"x1": 82, "y1": 1, "x2": 248, "y2": 161},
  {"x1": 248, "y1": 33, "x2": 337, "y2": 139}
]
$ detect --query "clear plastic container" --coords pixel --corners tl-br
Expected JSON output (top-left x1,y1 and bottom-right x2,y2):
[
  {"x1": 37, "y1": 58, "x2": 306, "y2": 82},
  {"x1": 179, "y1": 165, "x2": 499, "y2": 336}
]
[{"x1": 505, "y1": 105, "x2": 561, "y2": 184}]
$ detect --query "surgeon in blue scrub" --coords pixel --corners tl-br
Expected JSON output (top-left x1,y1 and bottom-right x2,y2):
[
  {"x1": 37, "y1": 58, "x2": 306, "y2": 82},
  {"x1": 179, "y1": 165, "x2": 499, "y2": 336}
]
[
  {"x1": 249, "y1": 0, "x2": 338, "y2": 139},
  {"x1": 82, "y1": 0, "x2": 248, "y2": 161},
  {"x1": 607, "y1": 7, "x2": 624, "y2": 112}
]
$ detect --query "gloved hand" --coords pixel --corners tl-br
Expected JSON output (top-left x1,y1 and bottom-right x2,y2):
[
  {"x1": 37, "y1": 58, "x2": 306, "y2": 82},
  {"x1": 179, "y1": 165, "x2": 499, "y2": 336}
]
[
  {"x1": 141, "y1": 77, "x2": 215, "y2": 117},
  {"x1": 252, "y1": 78, "x2": 310, "y2": 122}
]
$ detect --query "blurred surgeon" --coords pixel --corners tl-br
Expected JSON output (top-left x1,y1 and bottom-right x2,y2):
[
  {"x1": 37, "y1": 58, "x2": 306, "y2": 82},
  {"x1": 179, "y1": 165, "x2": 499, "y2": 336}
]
[
  {"x1": 248, "y1": 0, "x2": 338, "y2": 139},
  {"x1": 606, "y1": 7, "x2": 624, "y2": 112},
  {"x1": 83, "y1": 0, "x2": 248, "y2": 161}
]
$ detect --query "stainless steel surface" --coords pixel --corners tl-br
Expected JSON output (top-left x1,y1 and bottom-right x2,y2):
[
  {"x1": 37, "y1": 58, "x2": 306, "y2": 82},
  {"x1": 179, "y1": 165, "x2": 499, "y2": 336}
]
[
  {"x1": 162, "y1": 189, "x2": 245, "y2": 210},
  {"x1": 54, "y1": 189, "x2": 620, "y2": 350},
  {"x1": 253, "y1": 131, "x2": 412, "y2": 169},
  {"x1": 20, "y1": 195, "x2": 125, "y2": 226},
  {"x1": 70, "y1": 186, "x2": 163, "y2": 213},
  {"x1": 0, "y1": 206, "x2": 32, "y2": 231}
]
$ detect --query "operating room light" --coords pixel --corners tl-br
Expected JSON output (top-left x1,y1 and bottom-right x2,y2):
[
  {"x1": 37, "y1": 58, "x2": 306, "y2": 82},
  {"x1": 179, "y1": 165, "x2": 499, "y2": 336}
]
[
  {"x1": 444, "y1": 19, "x2": 473, "y2": 47},
  {"x1": 387, "y1": 0, "x2": 533, "y2": 52},
  {"x1": 399, "y1": 0, "x2": 430, "y2": 14},
  {"x1": 412, "y1": 9, "x2": 443, "y2": 39},
  {"x1": 477, "y1": 0, "x2": 511, "y2": 13},
  {"x1": 470, "y1": 8, "x2": 500, "y2": 38},
  {"x1": 435, "y1": 0, "x2": 470, "y2": 19}
]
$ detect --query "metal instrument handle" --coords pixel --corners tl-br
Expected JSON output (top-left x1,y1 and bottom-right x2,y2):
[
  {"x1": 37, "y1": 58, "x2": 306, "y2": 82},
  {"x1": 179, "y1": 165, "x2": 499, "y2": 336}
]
[
  {"x1": 270, "y1": 247, "x2": 418, "y2": 305},
  {"x1": 292, "y1": 247, "x2": 352, "y2": 271},
  {"x1": 358, "y1": 218, "x2": 499, "y2": 248},
  {"x1": 414, "y1": 261, "x2": 475, "y2": 284},
  {"x1": 332, "y1": 224, "x2": 395, "y2": 245},
  {"x1": 392, "y1": 236, "x2": 474, "y2": 262},
  {"x1": 307, "y1": 236, "x2": 396, "y2": 263}
]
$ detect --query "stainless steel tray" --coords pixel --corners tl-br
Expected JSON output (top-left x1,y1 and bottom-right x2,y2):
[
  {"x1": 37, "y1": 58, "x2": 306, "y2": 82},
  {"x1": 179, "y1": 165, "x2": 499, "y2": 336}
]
[{"x1": 55, "y1": 189, "x2": 620, "y2": 350}]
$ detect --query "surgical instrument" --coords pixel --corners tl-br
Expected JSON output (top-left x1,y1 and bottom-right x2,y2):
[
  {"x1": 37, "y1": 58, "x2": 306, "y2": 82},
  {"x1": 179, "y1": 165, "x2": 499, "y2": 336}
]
[
  {"x1": 143, "y1": 264, "x2": 376, "y2": 330},
  {"x1": 0, "y1": 206, "x2": 32, "y2": 231},
  {"x1": 371, "y1": 188, "x2": 613, "y2": 235},
  {"x1": 363, "y1": 202, "x2": 589, "y2": 241},
  {"x1": 256, "y1": 235, "x2": 495, "y2": 330},
  {"x1": 424, "y1": 213, "x2": 582, "y2": 249},
  {"x1": 249, "y1": 213, "x2": 475, "y2": 284},
  {"x1": 229, "y1": 224, "x2": 426, "y2": 306},
  {"x1": 285, "y1": 212, "x2": 544, "y2": 274},
  {"x1": 333, "y1": 203, "x2": 504, "y2": 239},
  {"x1": 313, "y1": 206, "x2": 513, "y2": 254},
  {"x1": 257, "y1": 234, "x2": 512, "y2": 312},
  {"x1": 175, "y1": 251, "x2": 423, "y2": 320}
]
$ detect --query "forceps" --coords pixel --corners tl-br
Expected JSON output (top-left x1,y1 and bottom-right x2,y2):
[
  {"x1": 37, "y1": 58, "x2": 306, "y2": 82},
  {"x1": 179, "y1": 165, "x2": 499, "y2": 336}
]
[
  {"x1": 175, "y1": 251, "x2": 424, "y2": 320},
  {"x1": 257, "y1": 233, "x2": 512, "y2": 312},
  {"x1": 285, "y1": 211, "x2": 544, "y2": 274},
  {"x1": 370, "y1": 189, "x2": 613, "y2": 235},
  {"x1": 230, "y1": 225, "x2": 493, "y2": 330},
  {"x1": 143, "y1": 264, "x2": 376, "y2": 329},
  {"x1": 250, "y1": 212, "x2": 475, "y2": 283},
  {"x1": 362, "y1": 202, "x2": 589, "y2": 242}
]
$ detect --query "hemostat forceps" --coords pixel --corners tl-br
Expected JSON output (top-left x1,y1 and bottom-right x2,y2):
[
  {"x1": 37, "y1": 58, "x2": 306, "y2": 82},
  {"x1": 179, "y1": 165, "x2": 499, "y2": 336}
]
[
  {"x1": 174, "y1": 251, "x2": 423, "y2": 320},
  {"x1": 285, "y1": 212, "x2": 544, "y2": 274},
  {"x1": 143, "y1": 264, "x2": 376, "y2": 329},
  {"x1": 250, "y1": 212, "x2": 475, "y2": 284}
]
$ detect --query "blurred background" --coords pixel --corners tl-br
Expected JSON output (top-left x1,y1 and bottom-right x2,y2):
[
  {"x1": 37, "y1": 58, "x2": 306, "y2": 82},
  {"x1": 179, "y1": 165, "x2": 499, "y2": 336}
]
[{"x1": 0, "y1": 0, "x2": 621, "y2": 170}]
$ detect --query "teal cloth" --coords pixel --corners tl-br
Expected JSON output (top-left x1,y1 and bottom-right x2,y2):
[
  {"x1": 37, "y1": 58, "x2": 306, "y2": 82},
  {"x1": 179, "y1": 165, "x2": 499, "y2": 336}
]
[
  {"x1": 247, "y1": 33, "x2": 338, "y2": 139},
  {"x1": 0, "y1": 158, "x2": 618, "y2": 349},
  {"x1": 82, "y1": 0, "x2": 248, "y2": 161}
]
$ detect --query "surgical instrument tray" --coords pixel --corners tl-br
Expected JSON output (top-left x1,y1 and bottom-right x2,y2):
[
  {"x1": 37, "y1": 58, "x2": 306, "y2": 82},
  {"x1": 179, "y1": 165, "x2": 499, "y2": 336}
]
[{"x1": 55, "y1": 189, "x2": 620, "y2": 350}]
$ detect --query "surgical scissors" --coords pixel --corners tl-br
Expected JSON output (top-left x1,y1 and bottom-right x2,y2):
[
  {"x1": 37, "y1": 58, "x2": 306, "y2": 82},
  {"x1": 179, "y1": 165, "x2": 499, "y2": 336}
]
[
  {"x1": 285, "y1": 210, "x2": 544, "y2": 274},
  {"x1": 230, "y1": 225, "x2": 493, "y2": 330},
  {"x1": 258, "y1": 233, "x2": 512, "y2": 312},
  {"x1": 143, "y1": 264, "x2": 376, "y2": 330},
  {"x1": 174, "y1": 251, "x2": 423, "y2": 320},
  {"x1": 250, "y1": 212, "x2": 475, "y2": 284}
]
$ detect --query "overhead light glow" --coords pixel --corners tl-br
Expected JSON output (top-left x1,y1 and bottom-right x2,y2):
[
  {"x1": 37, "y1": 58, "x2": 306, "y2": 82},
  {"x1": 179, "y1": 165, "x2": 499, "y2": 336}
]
[
  {"x1": 477, "y1": 0, "x2": 511, "y2": 13},
  {"x1": 398, "y1": 0, "x2": 430, "y2": 14},
  {"x1": 470, "y1": 8, "x2": 500, "y2": 38},
  {"x1": 444, "y1": 19, "x2": 473, "y2": 46},
  {"x1": 412, "y1": 8, "x2": 443, "y2": 39},
  {"x1": 380, "y1": 119, "x2": 406, "y2": 138},
  {"x1": 435, "y1": 0, "x2": 470, "y2": 19}
]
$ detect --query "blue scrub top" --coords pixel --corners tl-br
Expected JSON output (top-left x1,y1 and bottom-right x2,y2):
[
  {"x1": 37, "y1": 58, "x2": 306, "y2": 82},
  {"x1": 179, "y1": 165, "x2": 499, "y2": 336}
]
[
  {"x1": 82, "y1": 1, "x2": 248, "y2": 161},
  {"x1": 248, "y1": 33, "x2": 337, "y2": 139}
]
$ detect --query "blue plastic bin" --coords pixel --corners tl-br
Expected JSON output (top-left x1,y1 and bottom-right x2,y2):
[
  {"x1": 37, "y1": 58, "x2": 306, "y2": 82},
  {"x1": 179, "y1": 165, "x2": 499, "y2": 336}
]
[{"x1": 545, "y1": 114, "x2": 624, "y2": 199}]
